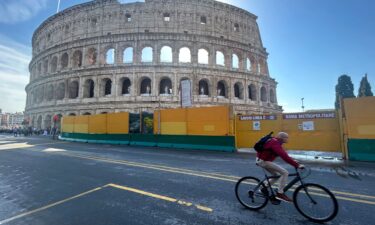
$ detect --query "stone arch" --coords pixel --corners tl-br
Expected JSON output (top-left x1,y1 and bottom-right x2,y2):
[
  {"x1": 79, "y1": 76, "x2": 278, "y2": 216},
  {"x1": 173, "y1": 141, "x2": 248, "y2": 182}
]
[
  {"x1": 140, "y1": 77, "x2": 152, "y2": 95},
  {"x1": 217, "y1": 80, "x2": 227, "y2": 97},
  {"x1": 270, "y1": 89, "x2": 276, "y2": 103},
  {"x1": 50, "y1": 56, "x2": 58, "y2": 72},
  {"x1": 37, "y1": 115, "x2": 42, "y2": 129},
  {"x1": 141, "y1": 47, "x2": 153, "y2": 62},
  {"x1": 61, "y1": 52, "x2": 69, "y2": 69},
  {"x1": 216, "y1": 50, "x2": 225, "y2": 66},
  {"x1": 69, "y1": 80, "x2": 79, "y2": 99},
  {"x1": 159, "y1": 77, "x2": 172, "y2": 95},
  {"x1": 100, "y1": 78, "x2": 112, "y2": 96},
  {"x1": 82, "y1": 112, "x2": 91, "y2": 115},
  {"x1": 248, "y1": 55, "x2": 257, "y2": 73},
  {"x1": 120, "y1": 77, "x2": 131, "y2": 95},
  {"x1": 86, "y1": 47, "x2": 97, "y2": 65},
  {"x1": 123, "y1": 47, "x2": 133, "y2": 63},
  {"x1": 248, "y1": 84, "x2": 257, "y2": 101},
  {"x1": 43, "y1": 59, "x2": 48, "y2": 74},
  {"x1": 72, "y1": 50, "x2": 83, "y2": 68},
  {"x1": 260, "y1": 86, "x2": 267, "y2": 102},
  {"x1": 198, "y1": 48, "x2": 209, "y2": 64},
  {"x1": 56, "y1": 82, "x2": 65, "y2": 100},
  {"x1": 68, "y1": 113, "x2": 76, "y2": 116},
  {"x1": 160, "y1": 46, "x2": 173, "y2": 63},
  {"x1": 232, "y1": 54, "x2": 239, "y2": 69},
  {"x1": 234, "y1": 82, "x2": 244, "y2": 99},
  {"x1": 37, "y1": 62, "x2": 42, "y2": 75},
  {"x1": 83, "y1": 79, "x2": 95, "y2": 98},
  {"x1": 106, "y1": 48, "x2": 115, "y2": 64},
  {"x1": 46, "y1": 84, "x2": 54, "y2": 101},
  {"x1": 44, "y1": 115, "x2": 52, "y2": 129},
  {"x1": 246, "y1": 58, "x2": 251, "y2": 71},
  {"x1": 179, "y1": 47, "x2": 191, "y2": 63},
  {"x1": 258, "y1": 58, "x2": 267, "y2": 75},
  {"x1": 198, "y1": 79, "x2": 209, "y2": 96}
]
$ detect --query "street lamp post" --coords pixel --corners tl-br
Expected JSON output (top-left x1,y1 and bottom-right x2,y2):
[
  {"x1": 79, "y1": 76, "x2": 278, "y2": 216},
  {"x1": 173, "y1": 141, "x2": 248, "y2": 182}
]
[{"x1": 301, "y1": 98, "x2": 305, "y2": 112}]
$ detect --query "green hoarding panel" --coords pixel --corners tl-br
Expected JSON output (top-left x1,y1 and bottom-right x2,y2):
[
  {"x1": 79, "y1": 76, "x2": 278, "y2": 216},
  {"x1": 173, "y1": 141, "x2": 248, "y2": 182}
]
[{"x1": 348, "y1": 139, "x2": 375, "y2": 162}]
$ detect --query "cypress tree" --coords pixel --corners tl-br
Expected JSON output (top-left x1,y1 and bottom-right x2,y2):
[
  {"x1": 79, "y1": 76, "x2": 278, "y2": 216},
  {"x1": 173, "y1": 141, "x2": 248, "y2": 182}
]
[
  {"x1": 358, "y1": 74, "x2": 373, "y2": 97},
  {"x1": 335, "y1": 74, "x2": 355, "y2": 109}
]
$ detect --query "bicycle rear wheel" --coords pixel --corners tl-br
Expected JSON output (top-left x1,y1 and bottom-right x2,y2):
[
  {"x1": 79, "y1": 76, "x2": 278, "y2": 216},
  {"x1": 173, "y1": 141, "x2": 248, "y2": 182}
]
[
  {"x1": 293, "y1": 183, "x2": 338, "y2": 222},
  {"x1": 235, "y1": 176, "x2": 268, "y2": 210}
]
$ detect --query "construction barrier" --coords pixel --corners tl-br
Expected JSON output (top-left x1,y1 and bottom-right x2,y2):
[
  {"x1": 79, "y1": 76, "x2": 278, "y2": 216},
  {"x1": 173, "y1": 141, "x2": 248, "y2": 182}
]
[{"x1": 343, "y1": 97, "x2": 375, "y2": 161}]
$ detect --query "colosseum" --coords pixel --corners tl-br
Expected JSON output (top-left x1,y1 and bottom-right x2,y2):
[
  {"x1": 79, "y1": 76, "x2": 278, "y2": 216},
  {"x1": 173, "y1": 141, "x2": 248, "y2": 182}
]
[{"x1": 25, "y1": 0, "x2": 282, "y2": 129}]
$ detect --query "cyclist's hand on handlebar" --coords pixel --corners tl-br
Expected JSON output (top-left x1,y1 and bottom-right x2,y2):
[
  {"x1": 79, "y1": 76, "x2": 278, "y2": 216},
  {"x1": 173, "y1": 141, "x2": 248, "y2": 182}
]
[{"x1": 298, "y1": 164, "x2": 305, "y2": 170}]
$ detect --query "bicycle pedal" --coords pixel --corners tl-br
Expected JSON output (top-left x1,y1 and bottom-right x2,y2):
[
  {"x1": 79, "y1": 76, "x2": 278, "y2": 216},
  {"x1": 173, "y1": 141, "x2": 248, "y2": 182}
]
[{"x1": 270, "y1": 197, "x2": 281, "y2": 205}]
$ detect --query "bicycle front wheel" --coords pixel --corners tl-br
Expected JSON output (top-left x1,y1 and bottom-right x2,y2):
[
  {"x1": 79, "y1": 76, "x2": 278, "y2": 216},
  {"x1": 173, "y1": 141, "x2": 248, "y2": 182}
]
[
  {"x1": 235, "y1": 176, "x2": 268, "y2": 210},
  {"x1": 293, "y1": 183, "x2": 338, "y2": 222}
]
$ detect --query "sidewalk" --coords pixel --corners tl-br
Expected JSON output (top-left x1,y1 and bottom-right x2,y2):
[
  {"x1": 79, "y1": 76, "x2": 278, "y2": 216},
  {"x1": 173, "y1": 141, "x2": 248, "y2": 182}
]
[{"x1": 237, "y1": 148, "x2": 344, "y2": 164}]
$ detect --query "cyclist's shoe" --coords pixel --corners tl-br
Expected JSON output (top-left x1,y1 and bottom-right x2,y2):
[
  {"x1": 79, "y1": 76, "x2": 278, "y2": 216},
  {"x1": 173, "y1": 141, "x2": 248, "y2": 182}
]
[{"x1": 276, "y1": 193, "x2": 293, "y2": 202}]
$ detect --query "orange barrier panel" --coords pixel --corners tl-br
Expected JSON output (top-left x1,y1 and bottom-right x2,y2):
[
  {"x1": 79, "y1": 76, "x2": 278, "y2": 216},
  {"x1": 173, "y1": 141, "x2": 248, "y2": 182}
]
[
  {"x1": 88, "y1": 114, "x2": 107, "y2": 134},
  {"x1": 61, "y1": 116, "x2": 75, "y2": 133},
  {"x1": 73, "y1": 115, "x2": 89, "y2": 133},
  {"x1": 107, "y1": 112, "x2": 129, "y2": 134}
]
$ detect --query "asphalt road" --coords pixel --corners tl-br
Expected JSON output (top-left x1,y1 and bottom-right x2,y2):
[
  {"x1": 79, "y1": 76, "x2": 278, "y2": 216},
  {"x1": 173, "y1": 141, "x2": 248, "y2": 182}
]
[{"x1": 0, "y1": 134, "x2": 374, "y2": 225}]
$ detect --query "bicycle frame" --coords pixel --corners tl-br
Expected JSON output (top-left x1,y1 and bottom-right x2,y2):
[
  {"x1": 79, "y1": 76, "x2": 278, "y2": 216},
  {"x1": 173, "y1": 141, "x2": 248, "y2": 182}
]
[{"x1": 255, "y1": 169, "x2": 306, "y2": 197}]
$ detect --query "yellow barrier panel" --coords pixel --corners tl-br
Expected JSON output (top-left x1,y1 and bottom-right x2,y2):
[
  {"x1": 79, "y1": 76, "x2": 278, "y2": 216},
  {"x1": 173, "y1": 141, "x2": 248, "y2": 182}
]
[
  {"x1": 73, "y1": 115, "x2": 89, "y2": 133},
  {"x1": 88, "y1": 114, "x2": 107, "y2": 134},
  {"x1": 344, "y1": 97, "x2": 375, "y2": 139},
  {"x1": 236, "y1": 113, "x2": 341, "y2": 152},
  {"x1": 107, "y1": 112, "x2": 129, "y2": 134},
  {"x1": 161, "y1": 122, "x2": 187, "y2": 135},
  {"x1": 187, "y1": 106, "x2": 229, "y2": 136},
  {"x1": 61, "y1": 116, "x2": 75, "y2": 133}
]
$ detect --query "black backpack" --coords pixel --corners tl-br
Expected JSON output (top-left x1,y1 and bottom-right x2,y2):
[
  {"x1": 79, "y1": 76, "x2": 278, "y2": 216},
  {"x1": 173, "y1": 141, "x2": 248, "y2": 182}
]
[{"x1": 253, "y1": 132, "x2": 273, "y2": 152}]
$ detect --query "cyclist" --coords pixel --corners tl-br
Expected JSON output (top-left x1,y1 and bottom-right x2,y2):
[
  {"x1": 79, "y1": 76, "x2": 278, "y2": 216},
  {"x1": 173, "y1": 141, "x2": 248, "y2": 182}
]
[{"x1": 256, "y1": 132, "x2": 304, "y2": 202}]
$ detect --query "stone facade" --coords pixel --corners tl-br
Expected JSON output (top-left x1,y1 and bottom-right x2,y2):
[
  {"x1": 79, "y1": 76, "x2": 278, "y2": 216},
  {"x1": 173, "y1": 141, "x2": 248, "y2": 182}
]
[{"x1": 25, "y1": 0, "x2": 282, "y2": 129}]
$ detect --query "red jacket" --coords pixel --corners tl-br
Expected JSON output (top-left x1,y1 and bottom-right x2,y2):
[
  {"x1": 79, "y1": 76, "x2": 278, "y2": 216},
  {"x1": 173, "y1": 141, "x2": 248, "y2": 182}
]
[{"x1": 256, "y1": 138, "x2": 299, "y2": 168}]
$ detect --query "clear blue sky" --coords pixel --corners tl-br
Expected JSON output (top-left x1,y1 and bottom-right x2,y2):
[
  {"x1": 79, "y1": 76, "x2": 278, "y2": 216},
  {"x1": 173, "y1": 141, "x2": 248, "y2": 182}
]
[{"x1": 0, "y1": 0, "x2": 374, "y2": 113}]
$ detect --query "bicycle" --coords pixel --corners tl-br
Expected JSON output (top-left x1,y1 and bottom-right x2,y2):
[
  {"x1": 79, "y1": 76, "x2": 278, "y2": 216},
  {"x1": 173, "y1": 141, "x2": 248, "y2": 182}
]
[{"x1": 235, "y1": 166, "x2": 338, "y2": 223}]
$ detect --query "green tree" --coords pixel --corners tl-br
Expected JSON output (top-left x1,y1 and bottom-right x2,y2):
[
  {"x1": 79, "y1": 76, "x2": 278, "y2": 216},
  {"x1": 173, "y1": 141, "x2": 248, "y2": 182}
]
[
  {"x1": 358, "y1": 74, "x2": 373, "y2": 97},
  {"x1": 335, "y1": 74, "x2": 355, "y2": 109}
]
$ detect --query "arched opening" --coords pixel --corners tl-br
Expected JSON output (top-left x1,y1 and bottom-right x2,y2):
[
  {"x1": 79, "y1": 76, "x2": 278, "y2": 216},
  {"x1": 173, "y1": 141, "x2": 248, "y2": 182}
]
[
  {"x1": 248, "y1": 84, "x2": 257, "y2": 101},
  {"x1": 246, "y1": 58, "x2": 251, "y2": 71},
  {"x1": 121, "y1": 78, "x2": 131, "y2": 95},
  {"x1": 261, "y1": 86, "x2": 267, "y2": 102},
  {"x1": 50, "y1": 56, "x2": 57, "y2": 72},
  {"x1": 87, "y1": 48, "x2": 97, "y2": 65},
  {"x1": 140, "y1": 78, "x2": 151, "y2": 95},
  {"x1": 83, "y1": 79, "x2": 95, "y2": 98},
  {"x1": 69, "y1": 113, "x2": 76, "y2": 116},
  {"x1": 106, "y1": 48, "x2": 115, "y2": 64},
  {"x1": 37, "y1": 115, "x2": 42, "y2": 129},
  {"x1": 44, "y1": 115, "x2": 52, "y2": 129},
  {"x1": 72, "y1": 50, "x2": 83, "y2": 68},
  {"x1": 102, "y1": 79, "x2": 112, "y2": 96},
  {"x1": 234, "y1": 23, "x2": 239, "y2": 32},
  {"x1": 198, "y1": 49, "x2": 209, "y2": 64},
  {"x1": 37, "y1": 63, "x2": 42, "y2": 74},
  {"x1": 46, "y1": 85, "x2": 54, "y2": 101},
  {"x1": 159, "y1": 78, "x2": 172, "y2": 95},
  {"x1": 141, "y1": 47, "x2": 153, "y2": 62},
  {"x1": 216, "y1": 51, "x2": 225, "y2": 66},
  {"x1": 198, "y1": 79, "x2": 209, "y2": 96},
  {"x1": 123, "y1": 47, "x2": 133, "y2": 63},
  {"x1": 37, "y1": 87, "x2": 44, "y2": 103},
  {"x1": 61, "y1": 53, "x2": 69, "y2": 69},
  {"x1": 56, "y1": 82, "x2": 65, "y2": 100},
  {"x1": 69, "y1": 81, "x2": 79, "y2": 99},
  {"x1": 160, "y1": 46, "x2": 172, "y2": 63},
  {"x1": 179, "y1": 47, "x2": 191, "y2": 63},
  {"x1": 43, "y1": 59, "x2": 48, "y2": 74},
  {"x1": 82, "y1": 112, "x2": 91, "y2": 115},
  {"x1": 234, "y1": 82, "x2": 243, "y2": 99},
  {"x1": 270, "y1": 89, "x2": 276, "y2": 103},
  {"x1": 232, "y1": 54, "x2": 239, "y2": 69},
  {"x1": 217, "y1": 81, "x2": 227, "y2": 97}
]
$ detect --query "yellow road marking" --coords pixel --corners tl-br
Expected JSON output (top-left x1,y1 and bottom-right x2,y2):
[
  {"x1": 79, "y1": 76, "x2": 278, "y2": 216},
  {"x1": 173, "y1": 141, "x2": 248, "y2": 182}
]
[
  {"x1": 107, "y1": 183, "x2": 212, "y2": 213},
  {"x1": 0, "y1": 183, "x2": 212, "y2": 224},
  {"x1": 48, "y1": 151, "x2": 375, "y2": 206},
  {"x1": 0, "y1": 186, "x2": 105, "y2": 224},
  {"x1": 0, "y1": 141, "x2": 65, "y2": 151}
]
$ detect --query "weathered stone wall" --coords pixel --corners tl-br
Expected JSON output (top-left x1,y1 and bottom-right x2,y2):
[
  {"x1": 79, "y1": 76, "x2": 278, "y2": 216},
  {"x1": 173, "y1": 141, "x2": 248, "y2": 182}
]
[{"x1": 25, "y1": 0, "x2": 281, "y2": 129}]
